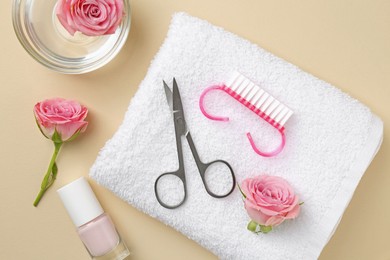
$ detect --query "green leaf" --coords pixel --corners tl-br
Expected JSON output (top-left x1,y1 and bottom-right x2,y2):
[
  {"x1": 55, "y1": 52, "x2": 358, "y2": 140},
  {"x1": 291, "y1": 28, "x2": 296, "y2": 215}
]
[
  {"x1": 259, "y1": 225, "x2": 272, "y2": 234},
  {"x1": 51, "y1": 162, "x2": 58, "y2": 178},
  {"x1": 46, "y1": 162, "x2": 58, "y2": 189},
  {"x1": 52, "y1": 129, "x2": 62, "y2": 143},
  {"x1": 237, "y1": 184, "x2": 246, "y2": 199},
  {"x1": 299, "y1": 202, "x2": 304, "y2": 206},
  {"x1": 33, "y1": 142, "x2": 62, "y2": 207},
  {"x1": 247, "y1": 220, "x2": 258, "y2": 232}
]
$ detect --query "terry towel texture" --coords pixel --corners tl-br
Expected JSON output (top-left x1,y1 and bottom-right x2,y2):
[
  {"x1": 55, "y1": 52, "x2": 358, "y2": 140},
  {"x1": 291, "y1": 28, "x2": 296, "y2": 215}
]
[{"x1": 90, "y1": 13, "x2": 383, "y2": 259}]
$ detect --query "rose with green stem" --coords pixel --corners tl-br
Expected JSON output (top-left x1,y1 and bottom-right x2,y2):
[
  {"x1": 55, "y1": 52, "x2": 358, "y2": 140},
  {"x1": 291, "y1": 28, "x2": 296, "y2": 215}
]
[
  {"x1": 33, "y1": 98, "x2": 88, "y2": 207},
  {"x1": 239, "y1": 175, "x2": 302, "y2": 233}
]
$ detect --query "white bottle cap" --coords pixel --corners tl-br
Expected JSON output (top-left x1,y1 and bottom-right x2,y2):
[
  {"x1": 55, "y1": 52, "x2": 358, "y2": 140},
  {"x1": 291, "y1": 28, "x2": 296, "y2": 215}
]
[{"x1": 57, "y1": 177, "x2": 104, "y2": 227}]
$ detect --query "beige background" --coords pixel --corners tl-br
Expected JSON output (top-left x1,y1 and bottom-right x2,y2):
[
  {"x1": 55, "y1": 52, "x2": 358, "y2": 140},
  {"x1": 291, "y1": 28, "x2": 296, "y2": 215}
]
[{"x1": 1, "y1": 0, "x2": 389, "y2": 259}]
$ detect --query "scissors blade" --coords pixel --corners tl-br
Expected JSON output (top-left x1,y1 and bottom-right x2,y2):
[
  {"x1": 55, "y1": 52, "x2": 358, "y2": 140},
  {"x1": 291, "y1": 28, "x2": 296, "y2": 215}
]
[
  {"x1": 172, "y1": 78, "x2": 185, "y2": 114},
  {"x1": 172, "y1": 78, "x2": 188, "y2": 135},
  {"x1": 163, "y1": 80, "x2": 173, "y2": 111}
]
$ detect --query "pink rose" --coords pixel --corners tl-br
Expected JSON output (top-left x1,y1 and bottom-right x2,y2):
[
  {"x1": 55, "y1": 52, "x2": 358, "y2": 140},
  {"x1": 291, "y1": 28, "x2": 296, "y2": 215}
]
[
  {"x1": 56, "y1": 0, "x2": 124, "y2": 36},
  {"x1": 34, "y1": 98, "x2": 88, "y2": 142},
  {"x1": 33, "y1": 98, "x2": 88, "y2": 207},
  {"x1": 241, "y1": 175, "x2": 300, "y2": 231}
]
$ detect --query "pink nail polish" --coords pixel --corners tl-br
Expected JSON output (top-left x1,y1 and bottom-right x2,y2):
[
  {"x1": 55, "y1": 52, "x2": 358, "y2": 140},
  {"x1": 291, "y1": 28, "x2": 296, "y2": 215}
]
[{"x1": 58, "y1": 177, "x2": 130, "y2": 260}]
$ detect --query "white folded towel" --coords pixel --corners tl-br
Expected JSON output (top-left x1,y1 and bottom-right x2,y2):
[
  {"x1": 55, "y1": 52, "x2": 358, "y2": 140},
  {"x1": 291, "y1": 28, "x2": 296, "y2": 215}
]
[{"x1": 90, "y1": 12, "x2": 383, "y2": 260}]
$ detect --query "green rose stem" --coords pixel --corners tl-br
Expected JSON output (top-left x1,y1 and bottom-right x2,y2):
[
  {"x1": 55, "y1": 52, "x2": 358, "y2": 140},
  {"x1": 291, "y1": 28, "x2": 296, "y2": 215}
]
[{"x1": 33, "y1": 141, "x2": 63, "y2": 207}]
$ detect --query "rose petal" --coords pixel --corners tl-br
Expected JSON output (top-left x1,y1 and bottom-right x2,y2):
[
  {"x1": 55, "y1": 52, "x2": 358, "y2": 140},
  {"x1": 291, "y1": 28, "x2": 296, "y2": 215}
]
[
  {"x1": 244, "y1": 200, "x2": 270, "y2": 226},
  {"x1": 56, "y1": 2, "x2": 76, "y2": 35},
  {"x1": 284, "y1": 204, "x2": 301, "y2": 219},
  {"x1": 56, "y1": 121, "x2": 88, "y2": 141},
  {"x1": 265, "y1": 215, "x2": 285, "y2": 227}
]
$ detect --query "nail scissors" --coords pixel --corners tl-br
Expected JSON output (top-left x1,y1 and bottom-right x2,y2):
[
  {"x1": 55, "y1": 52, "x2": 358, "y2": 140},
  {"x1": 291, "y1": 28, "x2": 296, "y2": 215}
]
[{"x1": 154, "y1": 78, "x2": 236, "y2": 209}]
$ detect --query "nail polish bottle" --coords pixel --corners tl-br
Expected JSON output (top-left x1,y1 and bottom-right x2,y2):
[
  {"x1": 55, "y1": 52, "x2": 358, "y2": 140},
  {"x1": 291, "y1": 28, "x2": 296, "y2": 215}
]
[{"x1": 58, "y1": 177, "x2": 130, "y2": 260}]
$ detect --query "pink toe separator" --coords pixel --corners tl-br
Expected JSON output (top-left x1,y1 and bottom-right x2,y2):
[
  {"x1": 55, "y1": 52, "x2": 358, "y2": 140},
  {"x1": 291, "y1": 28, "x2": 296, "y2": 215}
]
[{"x1": 199, "y1": 84, "x2": 286, "y2": 157}]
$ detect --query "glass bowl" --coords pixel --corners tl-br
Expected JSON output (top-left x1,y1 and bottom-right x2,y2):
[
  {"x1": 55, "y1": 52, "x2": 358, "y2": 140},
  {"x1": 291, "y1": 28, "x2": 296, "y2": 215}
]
[{"x1": 12, "y1": 0, "x2": 131, "y2": 74}]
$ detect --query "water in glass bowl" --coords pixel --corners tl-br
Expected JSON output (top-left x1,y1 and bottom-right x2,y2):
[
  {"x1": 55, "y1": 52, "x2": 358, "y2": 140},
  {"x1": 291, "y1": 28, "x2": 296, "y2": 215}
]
[{"x1": 13, "y1": 0, "x2": 131, "y2": 73}]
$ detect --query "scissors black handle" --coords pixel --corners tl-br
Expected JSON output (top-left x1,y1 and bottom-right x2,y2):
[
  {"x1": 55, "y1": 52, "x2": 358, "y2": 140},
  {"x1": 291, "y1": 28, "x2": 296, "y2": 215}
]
[
  {"x1": 195, "y1": 159, "x2": 236, "y2": 198},
  {"x1": 154, "y1": 170, "x2": 187, "y2": 209},
  {"x1": 154, "y1": 132, "x2": 236, "y2": 209},
  {"x1": 186, "y1": 132, "x2": 236, "y2": 199},
  {"x1": 154, "y1": 124, "x2": 188, "y2": 209}
]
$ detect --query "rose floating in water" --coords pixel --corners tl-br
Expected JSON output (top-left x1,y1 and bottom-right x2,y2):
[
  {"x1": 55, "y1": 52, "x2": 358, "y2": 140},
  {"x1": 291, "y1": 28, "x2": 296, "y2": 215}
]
[
  {"x1": 239, "y1": 175, "x2": 302, "y2": 233},
  {"x1": 56, "y1": 0, "x2": 124, "y2": 36},
  {"x1": 33, "y1": 98, "x2": 88, "y2": 206}
]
